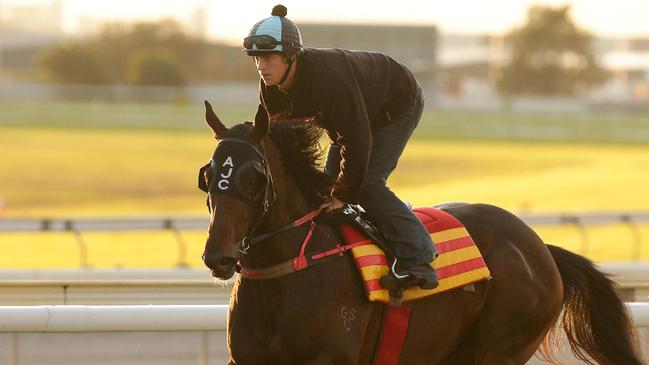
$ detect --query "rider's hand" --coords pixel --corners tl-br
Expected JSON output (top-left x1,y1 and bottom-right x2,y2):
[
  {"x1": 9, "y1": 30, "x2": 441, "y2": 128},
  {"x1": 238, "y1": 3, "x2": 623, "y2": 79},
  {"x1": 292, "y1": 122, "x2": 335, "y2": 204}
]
[{"x1": 320, "y1": 196, "x2": 346, "y2": 212}]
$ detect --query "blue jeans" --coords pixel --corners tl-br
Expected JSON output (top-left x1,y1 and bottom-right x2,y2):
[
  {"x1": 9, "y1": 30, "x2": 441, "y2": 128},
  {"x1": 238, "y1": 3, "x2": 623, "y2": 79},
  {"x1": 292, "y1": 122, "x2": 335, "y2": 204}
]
[{"x1": 325, "y1": 85, "x2": 437, "y2": 265}]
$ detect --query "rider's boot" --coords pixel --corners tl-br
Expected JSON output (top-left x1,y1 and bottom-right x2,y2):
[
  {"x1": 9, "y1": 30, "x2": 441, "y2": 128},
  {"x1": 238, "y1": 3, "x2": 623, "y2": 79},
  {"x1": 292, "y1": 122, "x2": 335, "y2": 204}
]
[
  {"x1": 401, "y1": 261, "x2": 439, "y2": 290},
  {"x1": 381, "y1": 259, "x2": 439, "y2": 290}
]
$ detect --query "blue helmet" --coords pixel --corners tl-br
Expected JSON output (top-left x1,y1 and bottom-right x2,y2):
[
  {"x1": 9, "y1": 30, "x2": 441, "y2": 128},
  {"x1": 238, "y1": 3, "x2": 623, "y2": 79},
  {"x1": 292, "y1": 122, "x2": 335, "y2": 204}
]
[{"x1": 243, "y1": 5, "x2": 303, "y2": 55}]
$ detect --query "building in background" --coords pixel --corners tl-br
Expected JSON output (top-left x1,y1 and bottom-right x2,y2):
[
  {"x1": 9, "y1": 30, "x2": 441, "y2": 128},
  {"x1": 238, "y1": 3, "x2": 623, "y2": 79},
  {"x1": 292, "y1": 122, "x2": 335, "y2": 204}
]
[
  {"x1": 596, "y1": 38, "x2": 649, "y2": 101},
  {"x1": 0, "y1": 0, "x2": 63, "y2": 34},
  {"x1": 0, "y1": 0, "x2": 66, "y2": 72},
  {"x1": 438, "y1": 33, "x2": 649, "y2": 103},
  {"x1": 0, "y1": 0, "x2": 208, "y2": 75},
  {"x1": 436, "y1": 33, "x2": 503, "y2": 101}
]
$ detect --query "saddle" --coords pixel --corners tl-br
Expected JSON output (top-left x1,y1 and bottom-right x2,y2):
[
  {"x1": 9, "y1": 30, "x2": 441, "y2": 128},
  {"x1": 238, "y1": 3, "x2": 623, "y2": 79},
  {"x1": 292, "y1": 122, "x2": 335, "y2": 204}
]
[
  {"x1": 324, "y1": 205, "x2": 491, "y2": 304},
  {"x1": 322, "y1": 204, "x2": 394, "y2": 255}
]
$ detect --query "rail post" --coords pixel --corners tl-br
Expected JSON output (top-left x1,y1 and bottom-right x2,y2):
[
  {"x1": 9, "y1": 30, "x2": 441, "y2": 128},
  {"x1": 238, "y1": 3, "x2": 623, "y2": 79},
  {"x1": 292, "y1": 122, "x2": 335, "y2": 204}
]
[
  {"x1": 561, "y1": 215, "x2": 590, "y2": 257},
  {"x1": 42, "y1": 219, "x2": 89, "y2": 268},
  {"x1": 65, "y1": 220, "x2": 89, "y2": 268},
  {"x1": 621, "y1": 214, "x2": 644, "y2": 261},
  {"x1": 165, "y1": 219, "x2": 188, "y2": 268}
]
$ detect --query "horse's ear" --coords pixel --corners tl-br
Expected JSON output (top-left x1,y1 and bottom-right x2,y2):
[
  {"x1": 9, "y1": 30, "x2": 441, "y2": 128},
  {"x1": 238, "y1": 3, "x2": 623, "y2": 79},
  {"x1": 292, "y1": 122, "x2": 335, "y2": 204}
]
[
  {"x1": 204, "y1": 100, "x2": 227, "y2": 140},
  {"x1": 251, "y1": 104, "x2": 270, "y2": 142}
]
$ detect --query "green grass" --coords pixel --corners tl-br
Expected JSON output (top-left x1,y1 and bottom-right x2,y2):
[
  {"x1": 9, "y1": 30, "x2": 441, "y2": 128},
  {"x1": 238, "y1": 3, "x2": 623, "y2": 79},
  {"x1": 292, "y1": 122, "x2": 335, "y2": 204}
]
[
  {"x1": 2, "y1": 100, "x2": 649, "y2": 143},
  {"x1": 0, "y1": 100, "x2": 248, "y2": 130},
  {"x1": 420, "y1": 110, "x2": 649, "y2": 143},
  {"x1": 1, "y1": 100, "x2": 648, "y2": 268},
  {"x1": 2, "y1": 127, "x2": 648, "y2": 216}
]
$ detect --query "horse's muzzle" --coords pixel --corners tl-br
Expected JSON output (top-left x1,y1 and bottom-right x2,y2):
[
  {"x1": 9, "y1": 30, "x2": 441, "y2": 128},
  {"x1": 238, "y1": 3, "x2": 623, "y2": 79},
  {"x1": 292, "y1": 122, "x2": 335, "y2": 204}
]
[{"x1": 203, "y1": 253, "x2": 237, "y2": 279}]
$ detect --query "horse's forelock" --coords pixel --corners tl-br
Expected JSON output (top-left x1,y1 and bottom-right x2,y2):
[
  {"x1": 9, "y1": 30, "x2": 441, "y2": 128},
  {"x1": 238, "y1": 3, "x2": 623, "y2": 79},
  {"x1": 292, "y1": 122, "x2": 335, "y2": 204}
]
[{"x1": 227, "y1": 122, "x2": 253, "y2": 138}]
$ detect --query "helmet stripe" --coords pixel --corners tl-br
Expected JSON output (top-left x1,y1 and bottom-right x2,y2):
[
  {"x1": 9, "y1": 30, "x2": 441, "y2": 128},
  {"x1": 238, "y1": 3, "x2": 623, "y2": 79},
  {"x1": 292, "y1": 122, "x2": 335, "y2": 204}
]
[{"x1": 253, "y1": 16, "x2": 283, "y2": 52}]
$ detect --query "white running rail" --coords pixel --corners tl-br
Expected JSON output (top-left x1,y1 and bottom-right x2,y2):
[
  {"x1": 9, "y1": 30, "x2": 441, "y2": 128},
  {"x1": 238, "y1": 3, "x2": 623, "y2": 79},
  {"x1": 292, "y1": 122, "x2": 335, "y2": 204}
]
[
  {"x1": 0, "y1": 305, "x2": 228, "y2": 332},
  {"x1": 0, "y1": 303, "x2": 646, "y2": 333}
]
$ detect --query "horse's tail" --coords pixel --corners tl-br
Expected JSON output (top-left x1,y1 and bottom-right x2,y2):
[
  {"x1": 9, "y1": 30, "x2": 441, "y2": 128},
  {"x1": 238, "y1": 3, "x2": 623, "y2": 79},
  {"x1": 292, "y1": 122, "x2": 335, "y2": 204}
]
[{"x1": 543, "y1": 244, "x2": 644, "y2": 365}]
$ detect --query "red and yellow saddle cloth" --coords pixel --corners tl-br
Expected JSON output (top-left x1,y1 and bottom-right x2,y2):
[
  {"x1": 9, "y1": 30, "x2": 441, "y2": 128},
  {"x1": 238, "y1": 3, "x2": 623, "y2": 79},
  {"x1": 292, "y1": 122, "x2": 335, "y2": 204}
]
[{"x1": 341, "y1": 206, "x2": 491, "y2": 303}]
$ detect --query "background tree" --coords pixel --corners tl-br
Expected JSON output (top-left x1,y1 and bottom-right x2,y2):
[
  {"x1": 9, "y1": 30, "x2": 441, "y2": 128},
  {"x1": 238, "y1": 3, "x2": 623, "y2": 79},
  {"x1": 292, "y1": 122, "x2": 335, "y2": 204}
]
[
  {"x1": 497, "y1": 6, "x2": 609, "y2": 95},
  {"x1": 127, "y1": 48, "x2": 185, "y2": 86},
  {"x1": 38, "y1": 43, "x2": 109, "y2": 84},
  {"x1": 36, "y1": 19, "x2": 228, "y2": 85}
]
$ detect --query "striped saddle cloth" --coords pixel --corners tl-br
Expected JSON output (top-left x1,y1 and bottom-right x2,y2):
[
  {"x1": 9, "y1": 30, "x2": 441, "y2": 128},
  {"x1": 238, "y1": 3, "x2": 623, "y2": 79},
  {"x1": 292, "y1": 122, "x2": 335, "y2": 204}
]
[{"x1": 340, "y1": 206, "x2": 491, "y2": 303}]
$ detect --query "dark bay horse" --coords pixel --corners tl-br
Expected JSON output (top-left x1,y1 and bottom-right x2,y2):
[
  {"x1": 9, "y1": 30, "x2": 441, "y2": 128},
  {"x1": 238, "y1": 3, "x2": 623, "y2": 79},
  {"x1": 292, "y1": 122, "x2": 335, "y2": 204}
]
[{"x1": 199, "y1": 101, "x2": 643, "y2": 365}]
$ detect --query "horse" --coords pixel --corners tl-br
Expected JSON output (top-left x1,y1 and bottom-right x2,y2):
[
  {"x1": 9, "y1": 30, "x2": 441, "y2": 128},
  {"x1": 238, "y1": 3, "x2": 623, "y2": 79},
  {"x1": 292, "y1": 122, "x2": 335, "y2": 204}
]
[{"x1": 198, "y1": 101, "x2": 643, "y2": 365}]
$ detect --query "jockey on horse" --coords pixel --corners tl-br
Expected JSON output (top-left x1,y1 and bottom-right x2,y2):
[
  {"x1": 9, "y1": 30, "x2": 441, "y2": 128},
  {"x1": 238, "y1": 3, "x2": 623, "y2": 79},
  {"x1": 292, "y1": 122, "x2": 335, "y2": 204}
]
[{"x1": 242, "y1": 4, "x2": 439, "y2": 290}]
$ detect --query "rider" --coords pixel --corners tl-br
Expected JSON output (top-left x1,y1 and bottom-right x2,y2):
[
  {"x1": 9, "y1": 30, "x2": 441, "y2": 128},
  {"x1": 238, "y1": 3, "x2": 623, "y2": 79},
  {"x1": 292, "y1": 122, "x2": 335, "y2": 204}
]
[{"x1": 242, "y1": 4, "x2": 439, "y2": 290}]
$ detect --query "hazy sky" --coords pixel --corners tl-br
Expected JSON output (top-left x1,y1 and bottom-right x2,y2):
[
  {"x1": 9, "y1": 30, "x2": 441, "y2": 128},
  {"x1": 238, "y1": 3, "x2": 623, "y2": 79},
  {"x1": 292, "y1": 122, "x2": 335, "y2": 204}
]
[{"x1": 5, "y1": 0, "x2": 649, "y2": 42}]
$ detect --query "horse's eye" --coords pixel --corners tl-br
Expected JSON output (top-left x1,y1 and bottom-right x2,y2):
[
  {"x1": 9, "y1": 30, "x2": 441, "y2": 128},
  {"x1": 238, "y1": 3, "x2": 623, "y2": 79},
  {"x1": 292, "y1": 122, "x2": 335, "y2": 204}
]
[
  {"x1": 244, "y1": 176, "x2": 255, "y2": 187},
  {"x1": 237, "y1": 162, "x2": 266, "y2": 198},
  {"x1": 246, "y1": 172, "x2": 263, "y2": 188}
]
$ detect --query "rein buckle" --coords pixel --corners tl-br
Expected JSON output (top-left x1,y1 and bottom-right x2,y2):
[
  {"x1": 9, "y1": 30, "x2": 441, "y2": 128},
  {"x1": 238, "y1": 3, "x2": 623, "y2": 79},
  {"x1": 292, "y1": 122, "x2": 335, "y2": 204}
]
[{"x1": 239, "y1": 237, "x2": 252, "y2": 255}]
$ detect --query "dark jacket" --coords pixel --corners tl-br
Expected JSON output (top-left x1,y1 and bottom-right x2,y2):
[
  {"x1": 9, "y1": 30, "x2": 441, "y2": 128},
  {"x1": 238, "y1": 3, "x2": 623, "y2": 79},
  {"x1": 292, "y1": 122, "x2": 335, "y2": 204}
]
[{"x1": 259, "y1": 47, "x2": 418, "y2": 203}]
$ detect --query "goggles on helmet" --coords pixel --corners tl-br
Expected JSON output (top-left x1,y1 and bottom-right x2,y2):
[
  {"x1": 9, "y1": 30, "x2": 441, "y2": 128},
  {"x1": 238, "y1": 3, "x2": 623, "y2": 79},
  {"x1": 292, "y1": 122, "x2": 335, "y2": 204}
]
[{"x1": 243, "y1": 35, "x2": 282, "y2": 51}]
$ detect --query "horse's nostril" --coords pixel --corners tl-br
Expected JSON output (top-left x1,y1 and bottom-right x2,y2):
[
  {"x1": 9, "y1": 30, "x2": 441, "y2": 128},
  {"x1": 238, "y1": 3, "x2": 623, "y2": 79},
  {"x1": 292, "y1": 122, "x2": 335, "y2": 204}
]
[
  {"x1": 203, "y1": 253, "x2": 236, "y2": 272},
  {"x1": 219, "y1": 257, "x2": 237, "y2": 268}
]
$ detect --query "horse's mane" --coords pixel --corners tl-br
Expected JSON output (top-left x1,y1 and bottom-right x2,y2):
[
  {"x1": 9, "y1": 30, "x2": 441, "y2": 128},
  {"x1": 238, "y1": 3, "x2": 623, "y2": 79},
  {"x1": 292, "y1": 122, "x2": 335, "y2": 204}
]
[{"x1": 267, "y1": 119, "x2": 333, "y2": 207}]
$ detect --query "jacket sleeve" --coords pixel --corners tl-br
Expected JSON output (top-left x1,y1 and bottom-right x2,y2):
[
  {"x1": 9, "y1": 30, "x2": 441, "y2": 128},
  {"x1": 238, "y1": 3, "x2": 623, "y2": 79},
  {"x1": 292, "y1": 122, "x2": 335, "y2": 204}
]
[{"x1": 318, "y1": 71, "x2": 372, "y2": 204}]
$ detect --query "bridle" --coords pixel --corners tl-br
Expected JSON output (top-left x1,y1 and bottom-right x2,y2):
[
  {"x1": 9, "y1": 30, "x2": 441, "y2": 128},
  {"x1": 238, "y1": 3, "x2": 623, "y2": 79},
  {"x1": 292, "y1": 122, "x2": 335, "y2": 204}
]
[
  {"x1": 199, "y1": 137, "x2": 278, "y2": 255},
  {"x1": 199, "y1": 135, "x2": 363, "y2": 280},
  {"x1": 201, "y1": 137, "x2": 328, "y2": 257},
  {"x1": 200, "y1": 136, "x2": 326, "y2": 258}
]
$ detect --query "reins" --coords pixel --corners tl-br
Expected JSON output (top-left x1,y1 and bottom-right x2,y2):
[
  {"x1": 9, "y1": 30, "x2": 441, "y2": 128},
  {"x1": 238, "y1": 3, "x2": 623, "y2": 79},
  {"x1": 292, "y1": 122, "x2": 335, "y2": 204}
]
[
  {"x1": 238, "y1": 206, "x2": 370, "y2": 280},
  {"x1": 237, "y1": 206, "x2": 323, "y2": 254}
]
